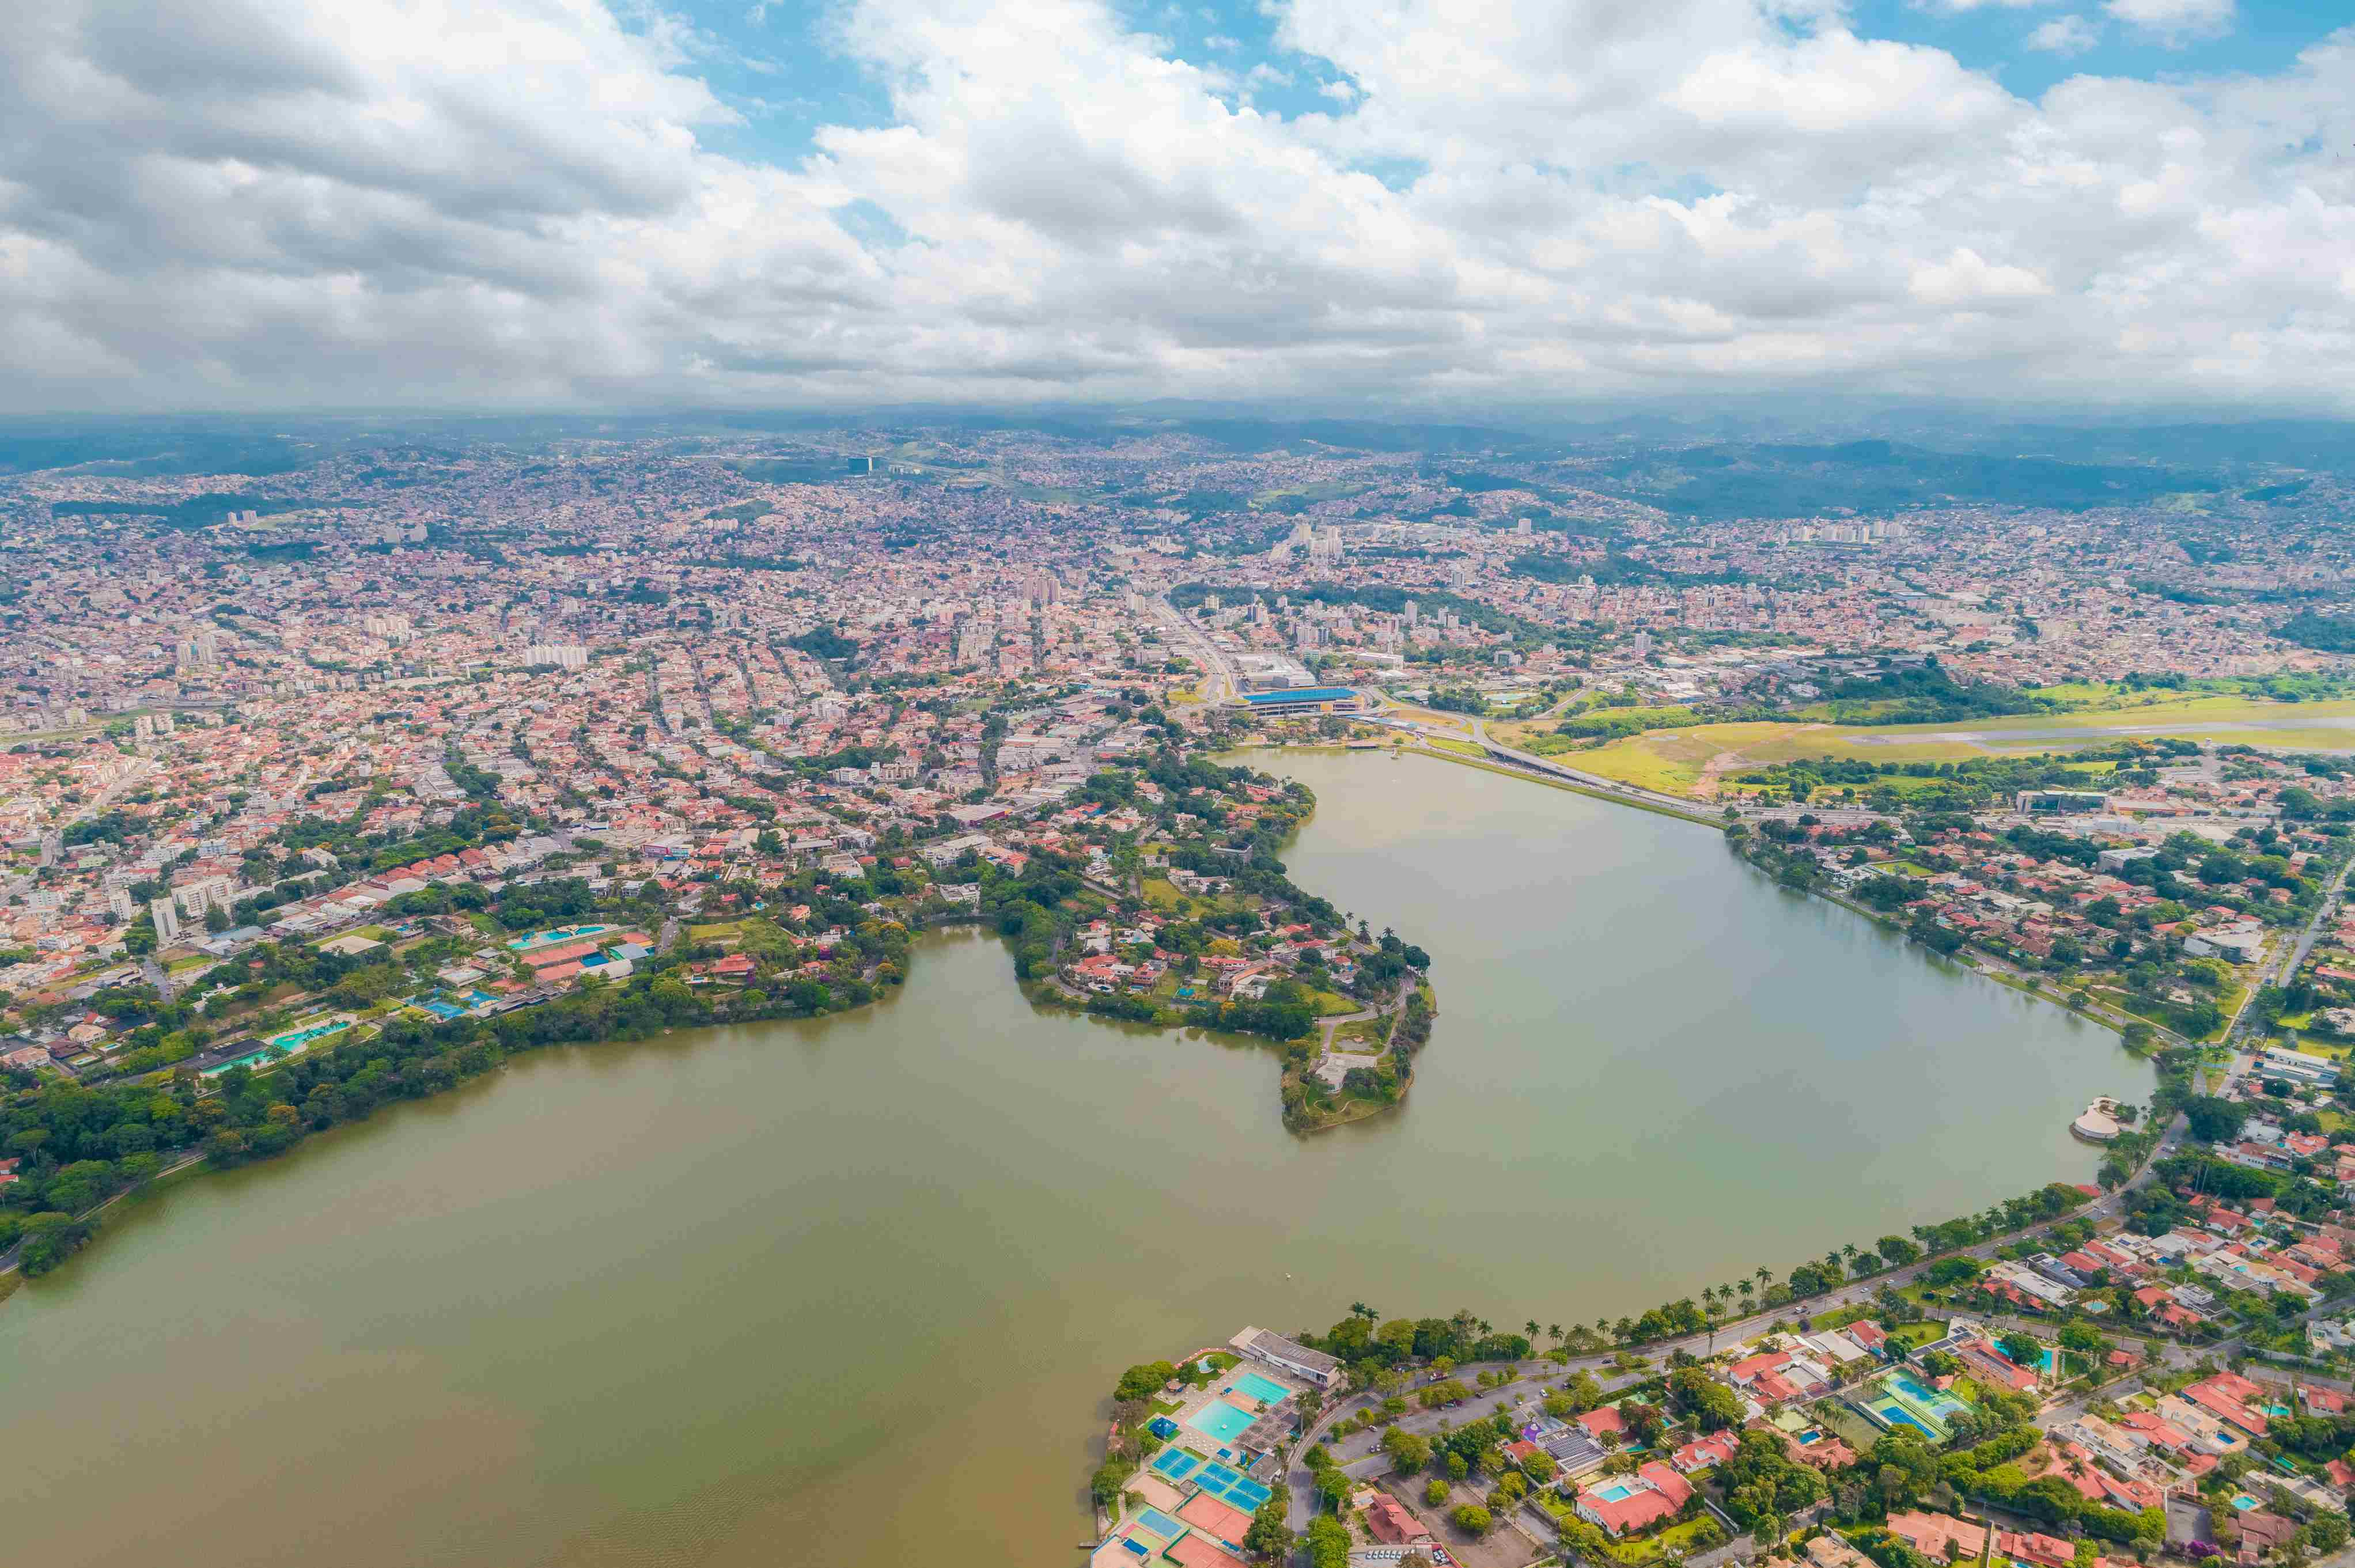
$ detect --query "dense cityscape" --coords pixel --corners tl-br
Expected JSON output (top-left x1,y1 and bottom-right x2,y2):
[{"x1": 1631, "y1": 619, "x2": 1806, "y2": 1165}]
[{"x1": 5, "y1": 415, "x2": 2355, "y2": 1566}]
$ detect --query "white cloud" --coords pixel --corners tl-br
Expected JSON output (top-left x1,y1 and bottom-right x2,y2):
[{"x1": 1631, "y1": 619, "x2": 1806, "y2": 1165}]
[
  {"x1": 1910, "y1": 247, "x2": 2053, "y2": 306},
  {"x1": 2104, "y1": 0, "x2": 2234, "y2": 46},
  {"x1": 0, "y1": 0, "x2": 2348, "y2": 412},
  {"x1": 2026, "y1": 15, "x2": 2102, "y2": 52}
]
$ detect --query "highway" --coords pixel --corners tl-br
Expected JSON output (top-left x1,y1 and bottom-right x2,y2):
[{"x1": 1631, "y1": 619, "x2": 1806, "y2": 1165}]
[
  {"x1": 1150, "y1": 594, "x2": 1238, "y2": 706},
  {"x1": 1353, "y1": 704, "x2": 1726, "y2": 824}
]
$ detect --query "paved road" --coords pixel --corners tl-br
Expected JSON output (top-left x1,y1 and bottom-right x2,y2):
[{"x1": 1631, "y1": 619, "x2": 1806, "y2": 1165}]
[
  {"x1": 1153, "y1": 596, "x2": 1237, "y2": 706},
  {"x1": 2273, "y1": 846, "x2": 2355, "y2": 991},
  {"x1": 1360, "y1": 709, "x2": 1724, "y2": 825},
  {"x1": 1281, "y1": 1084, "x2": 2203, "y2": 1533}
]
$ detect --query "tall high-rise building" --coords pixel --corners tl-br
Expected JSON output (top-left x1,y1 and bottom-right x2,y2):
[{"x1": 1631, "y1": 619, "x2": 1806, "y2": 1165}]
[{"x1": 150, "y1": 896, "x2": 183, "y2": 945}]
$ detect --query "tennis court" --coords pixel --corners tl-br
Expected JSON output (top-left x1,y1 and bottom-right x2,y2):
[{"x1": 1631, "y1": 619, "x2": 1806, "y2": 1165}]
[
  {"x1": 1150, "y1": 1449, "x2": 1203, "y2": 1484},
  {"x1": 1191, "y1": 1460, "x2": 1271, "y2": 1512}
]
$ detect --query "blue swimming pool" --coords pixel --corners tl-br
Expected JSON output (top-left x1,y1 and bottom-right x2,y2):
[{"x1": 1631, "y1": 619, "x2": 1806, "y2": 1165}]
[
  {"x1": 1229, "y1": 1371, "x2": 1292, "y2": 1406},
  {"x1": 1593, "y1": 1480, "x2": 1638, "y2": 1501},
  {"x1": 1185, "y1": 1401, "x2": 1255, "y2": 1445}
]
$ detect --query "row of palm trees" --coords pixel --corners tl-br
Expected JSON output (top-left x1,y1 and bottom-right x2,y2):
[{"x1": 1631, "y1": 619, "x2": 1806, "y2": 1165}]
[{"x1": 1347, "y1": 1267, "x2": 1787, "y2": 1355}]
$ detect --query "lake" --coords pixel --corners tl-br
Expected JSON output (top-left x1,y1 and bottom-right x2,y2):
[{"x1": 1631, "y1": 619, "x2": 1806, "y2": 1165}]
[{"x1": 0, "y1": 750, "x2": 2143, "y2": 1566}]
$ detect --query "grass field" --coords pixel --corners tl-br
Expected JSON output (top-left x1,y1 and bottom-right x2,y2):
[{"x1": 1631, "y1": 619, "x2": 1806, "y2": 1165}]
[
  {"x1": 1572, "y1": 721, "x2": 1797, "y2": 796},
  {"x1": 1423, "y1": 736, "x2": 1487, "y2": 759},
  {"x1": 1373, "y1": 698, "x2": 1476, "y2": 734},
  {"x1": 1543, "y1": 693, "x2": 2355, "y2": 800}
]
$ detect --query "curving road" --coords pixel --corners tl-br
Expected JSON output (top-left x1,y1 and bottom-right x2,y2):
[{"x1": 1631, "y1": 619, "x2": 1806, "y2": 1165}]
[{"x1": 1279, "y1": 1094, "x2": 2212, "y2": 1533}]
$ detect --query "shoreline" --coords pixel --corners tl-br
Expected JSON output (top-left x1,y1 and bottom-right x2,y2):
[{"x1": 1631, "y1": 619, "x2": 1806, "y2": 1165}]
[{"x1": 3, "y1": 757, "x2": 1439, "y2": 1295}]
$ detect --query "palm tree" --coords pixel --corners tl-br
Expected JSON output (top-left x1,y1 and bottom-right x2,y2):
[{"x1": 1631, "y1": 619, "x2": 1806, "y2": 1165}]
[
  {"x1": 1478, "y1": 1317, "x2": 1493, "y2": 1337},
  {"x1": 1755, "y1": 1266, "x2": 1773, "y2": 1291},
  {"x1": 1737, "y1": 1279, "x2": 1755, "y2": 1303},
  {"x1": 1549, "y1": 1323, "x2": 1563, "y2": 1347},
  {"x1": 1841, "y1": 1244, "x2": 1862, "y2": 1277},
  {"x1": 1525, "y1": 1319, "x2": 1541, "y2": 1340}
]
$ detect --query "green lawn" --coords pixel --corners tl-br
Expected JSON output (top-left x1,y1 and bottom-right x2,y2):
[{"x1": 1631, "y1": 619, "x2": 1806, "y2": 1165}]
[
  {"x1": 1298, "y1": 986, "x2": 1361, "y2": 1017},
  {"x1": 1606, "y1": 1517, "x2": 1727, "y2": 1564}
]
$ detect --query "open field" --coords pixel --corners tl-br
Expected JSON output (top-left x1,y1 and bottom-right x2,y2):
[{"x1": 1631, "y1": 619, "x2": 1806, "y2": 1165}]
[
  {"x1": 1553, "y1": 694, "x2": 2355, "y2": 798},
  {"x1": 1570, "y1": 722, "x2": 1804, "y2": 796}
]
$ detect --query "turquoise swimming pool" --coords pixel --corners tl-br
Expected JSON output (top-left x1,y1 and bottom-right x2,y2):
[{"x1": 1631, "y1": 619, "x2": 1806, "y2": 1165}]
[
  {"x1": 1185, "y1": 1401, "x2": 1255, "y2": 1445},
  {"x1": 1593, "y1": 1480, "x2": 1638, "y2": 1501},
  {"x1": 199, "y1": 1047, "x2": 279, "y2": 1078},
  {"x1": 1229, "y1": 1371, "x2": 1291, "y2": 1406},
  {"x1": 266, "y1": 1017, "x2": 351, "y2": 1051},
  {"x1": 508, "y1": 923, "x2": 615, "y2": 952}
]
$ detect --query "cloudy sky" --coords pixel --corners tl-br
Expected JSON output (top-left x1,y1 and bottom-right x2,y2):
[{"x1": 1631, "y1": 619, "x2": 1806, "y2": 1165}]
[{"x1": 2, "y1": 0, "x2": 2350, "y2": 414}]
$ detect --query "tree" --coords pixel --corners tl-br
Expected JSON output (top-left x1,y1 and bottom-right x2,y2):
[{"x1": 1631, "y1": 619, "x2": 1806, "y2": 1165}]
[
  {"x1": 1383, "y1": 1427, "x2": 1433, "y2": 1474},
  {"x1": 1426, "y1": 1477, "x2": 1451, "y2": 1506},
  {"x1": 1997, "y1": 1332, "x2": 2042, "y2": 1368},
  {"x1": 1304, "y1": 1514, "x2": 1351, "y2": 1568},
  {"x1": 1244, "y1": 1495, "x2": 1293, "y2": 1562},
  {"x1": 2184, "y1": 1096, "x2": 2249, "y2": 1144},
  {"x1": 1114, "y1": 1361, "x2": 1176, "y2": 1401},
  {"x1": 1671, "y1": 1366, "x2": 1744, "y2": 1431},
  {"x1": 1453, "y1": 1503, "x2": 1494, "y2": 1537},
  {"x1": 1876, "y1": 1234, "x2": 1921, "y2": 1267}
]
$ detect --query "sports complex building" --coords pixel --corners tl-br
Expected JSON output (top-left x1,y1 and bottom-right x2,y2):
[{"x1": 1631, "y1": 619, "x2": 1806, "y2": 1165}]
[{"x1": 1232, "y1": 687, "x2": 1361, "y2": 718}]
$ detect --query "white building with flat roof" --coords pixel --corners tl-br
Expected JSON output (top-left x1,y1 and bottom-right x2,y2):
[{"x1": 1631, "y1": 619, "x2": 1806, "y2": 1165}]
[{"x1": 1229, "y1": 1326, "x2": 1340, "y2": 1389}]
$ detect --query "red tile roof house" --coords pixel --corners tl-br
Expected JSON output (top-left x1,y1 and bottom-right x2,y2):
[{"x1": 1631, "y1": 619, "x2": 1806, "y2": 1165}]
[
  {"x1": 1727, "y1": 1349, "x2": 1795, "y2": 1392},
  {"x1": 1672, "y1": 1430, "x2": 1740, "y2": 1473},
  {"x1": 1366, "y1": 1491, "x2": 1434, "y2": 1547},
  {"x1": 1958, "y1": 1340, "x2": 2039, "y2": 1396},
  {"x1": 1578, "y1": 1405, "x2": 1629, "y2": 1442},
  {"x1": 2233, "y1": 1510, "x2": 2301, "y2": 1562},
  {"x1": 2184, "y1": 1377, "x2": 2270, "y2": 1439},
  {"x1": 1575, "y1": 1463, "x2": 1693, "y2": 1537},
  {"x1": 1887, "y1": 1512, "x2": 2074, "y2": 1568}
]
